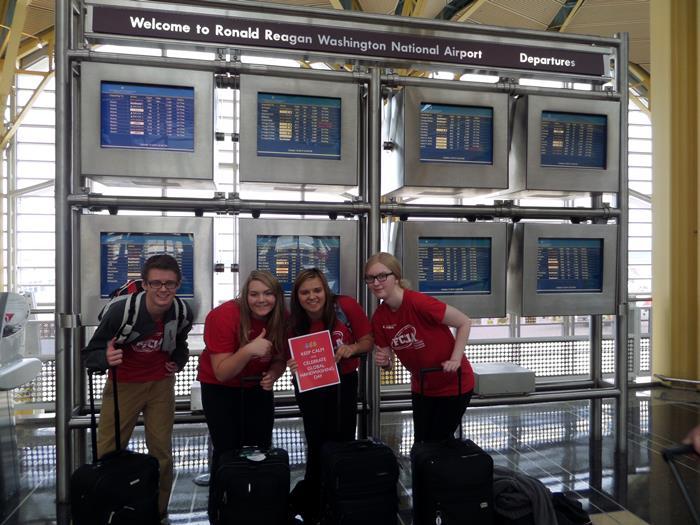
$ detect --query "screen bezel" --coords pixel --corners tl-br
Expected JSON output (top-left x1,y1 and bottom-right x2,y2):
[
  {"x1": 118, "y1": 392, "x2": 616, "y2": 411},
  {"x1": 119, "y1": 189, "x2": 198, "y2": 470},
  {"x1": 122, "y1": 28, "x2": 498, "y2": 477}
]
[
  {"x1": 239, "y1": 218, "x2": 359, "y2": 299},
  {"x1": 509, "y1": 223, "x2": 618, "y2": 317},
  {"x1": 524, "y1": 95, "x2": 619, "y2": 192},
  {"x1": 240, "y1": 75, "x2": 359, "y2": 187},
  {"x1": 81, "y1": 62, "x2": 214, "y2": 185},
  {"x1": 398, "y1": 221, "x2": 508, "y2": 318},
  {"x1": 400, "y1": 86, "x2": 508, "y2": 191},
  {"x1": 80, "y1": 215, "x2": 213, "y2": 325}
]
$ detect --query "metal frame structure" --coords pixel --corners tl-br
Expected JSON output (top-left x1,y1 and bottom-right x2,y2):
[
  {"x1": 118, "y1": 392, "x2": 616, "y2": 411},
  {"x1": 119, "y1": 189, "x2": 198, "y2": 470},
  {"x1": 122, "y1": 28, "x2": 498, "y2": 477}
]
[{"x1": 55, "y1": 0, "x2": 629, "y2": 507}]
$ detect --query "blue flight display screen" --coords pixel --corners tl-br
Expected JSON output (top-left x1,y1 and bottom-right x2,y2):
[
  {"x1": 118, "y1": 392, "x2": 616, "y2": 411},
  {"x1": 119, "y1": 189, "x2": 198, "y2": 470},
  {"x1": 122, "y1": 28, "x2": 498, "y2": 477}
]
[
  {"x1": 256, "y1": 235, "x2": 341, "y2": 294},
  {"x1": 540, "y1": 111, "x2": 607, "y2": 169},
  {"x1": 257, "y1": 93, "x2": 341, "y2": 160},
  {"x1": 417, "y1": 237, "x2": 491, "y2": 295},
  {"x1": 419, "y1": 103, "x2": 493, "y2": 164},
  {"x1": 100, "y1": 232, "x2": 195, "y2": 298},
  {"x1": 100, "y1": 82, "x2": 195, "y2": 151},
  {"x1": 536, "y1": 238, "x2": 603, "y2": 293}
]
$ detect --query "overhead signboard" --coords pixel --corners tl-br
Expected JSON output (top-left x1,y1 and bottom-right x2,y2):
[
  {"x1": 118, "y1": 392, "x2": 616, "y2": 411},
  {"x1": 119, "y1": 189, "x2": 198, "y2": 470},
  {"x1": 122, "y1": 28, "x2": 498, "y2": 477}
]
[{"x1": 87, "y1": 3, "x2": 609, "y2": 77}]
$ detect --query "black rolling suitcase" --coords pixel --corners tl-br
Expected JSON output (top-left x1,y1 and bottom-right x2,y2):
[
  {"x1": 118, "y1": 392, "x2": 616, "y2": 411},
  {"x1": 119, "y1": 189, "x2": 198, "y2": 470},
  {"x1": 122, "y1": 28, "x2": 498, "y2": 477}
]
[
  {"x1": 320, "y1": 438, "x2": 400, "y2": 524},
  {"x1": 662, "y1": 444, "x2": 700, "y2": 525},
  {"x1": 319, "y1": 370, "x2": 399, "y2": 525},
  {"x1": 210, "y1": 377, "x2": 290, "y2": 525},
  {"x1": 411, "y1": 367, "x2": 494, "y2": 525},
  {"x1": 71, "y1": 368, "x2": 160, "y2": 525}
]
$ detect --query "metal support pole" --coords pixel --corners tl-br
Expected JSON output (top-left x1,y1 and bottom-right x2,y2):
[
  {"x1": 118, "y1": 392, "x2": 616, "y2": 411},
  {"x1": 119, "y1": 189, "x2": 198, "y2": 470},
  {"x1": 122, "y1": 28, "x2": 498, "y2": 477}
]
[
  {"x1": 615, "y1": 32, "x2": 630, "y2": 455},
  {"x1": 367, "y1": 67, "x2": 382, "y2": 438},
  {"x1": 55, "y1": 0, "x2": 72, "y2": 505},
  {"x1": 590, "y1": 193, "x2": 604, "y2": 390}
]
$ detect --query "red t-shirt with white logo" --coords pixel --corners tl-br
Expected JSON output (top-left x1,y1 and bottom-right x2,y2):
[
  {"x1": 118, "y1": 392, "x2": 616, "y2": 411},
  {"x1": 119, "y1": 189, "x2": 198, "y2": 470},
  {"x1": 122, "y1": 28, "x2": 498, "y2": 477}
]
[
  {"x1": 198, "y1": 300, "x2": 274, "y2": 388},
  {"x1": 112, "y1": 318, "x2": 167, "y2": 383},
  {"x1": 304, "y1": 295, "x2": 372, "y2": 375},
  {"x1": 371, "y1": 289, "x2": 474, "y2": 397}
]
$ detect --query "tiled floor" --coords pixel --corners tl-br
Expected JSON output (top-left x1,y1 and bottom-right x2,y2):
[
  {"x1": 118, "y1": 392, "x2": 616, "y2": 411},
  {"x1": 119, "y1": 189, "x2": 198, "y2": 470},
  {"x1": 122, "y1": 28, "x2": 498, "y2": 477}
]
[{"x1": 2, "y1": 386, "x2": 699, "y2": 524}]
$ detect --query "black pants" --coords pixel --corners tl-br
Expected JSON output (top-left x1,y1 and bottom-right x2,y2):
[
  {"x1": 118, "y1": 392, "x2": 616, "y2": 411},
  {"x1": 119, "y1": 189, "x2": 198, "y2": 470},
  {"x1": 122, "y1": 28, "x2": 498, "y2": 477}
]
[
  {"x1": 411, "y1": 391, "x2": 472, "y2": 442},
  {"x1": 293, "y1": 371, "x2": 358, "y2": 516},
  {"x1": 201, "y1": 382, "x2": 274, "y2": 520}
]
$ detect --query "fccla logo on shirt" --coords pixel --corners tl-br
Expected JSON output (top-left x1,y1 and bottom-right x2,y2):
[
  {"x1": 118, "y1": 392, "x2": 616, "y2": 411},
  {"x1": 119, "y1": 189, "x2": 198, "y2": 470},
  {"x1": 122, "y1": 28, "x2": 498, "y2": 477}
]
[{"x1": 391, "y1": 325, "x2": 425, "y2": 350}]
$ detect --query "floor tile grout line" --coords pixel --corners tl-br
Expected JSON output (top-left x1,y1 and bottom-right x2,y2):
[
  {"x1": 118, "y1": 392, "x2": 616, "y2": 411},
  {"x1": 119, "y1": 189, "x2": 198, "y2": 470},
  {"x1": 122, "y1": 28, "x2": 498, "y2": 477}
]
[
  {"x1": 0, "y1": 467, "x2": 55, "y2": 525},
  {"x1": 623, "y1": 430, "x2": 700, "y2": 475},
  {"x1": 489, "y1": 446, "x2": 626, "y2": 524},
  {"x1": 498, "y1": 425, "x2": 630, "y2": 518}
]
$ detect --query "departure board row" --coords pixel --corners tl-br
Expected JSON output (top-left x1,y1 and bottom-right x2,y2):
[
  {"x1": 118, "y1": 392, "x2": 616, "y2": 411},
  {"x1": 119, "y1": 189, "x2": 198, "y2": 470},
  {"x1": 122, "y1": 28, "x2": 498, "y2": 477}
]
[
  {"x1": 256, "y1": 235, "x2": 341, "y2": 294},
  {"x1": 536, "y1": 238, "x2": 603, "y2": 293},
  {"x1": 417, "y1": 237, "x2": 491, "y2": 295},
  {"x1": 419, "y1": 103, "x2": 493, "y2": 164},
  {"x1": 100, "y1": 232, "x2": 195, "y2": 298},
  {"x1": 540, "y1": 111, "x2": 607, "y2": 169},
  {"x1": 257, "y1": 93, "x2": 341, "y2": 160},
  {"x1": 100, "y1": 82, "x2": 195, "y2": 151}
]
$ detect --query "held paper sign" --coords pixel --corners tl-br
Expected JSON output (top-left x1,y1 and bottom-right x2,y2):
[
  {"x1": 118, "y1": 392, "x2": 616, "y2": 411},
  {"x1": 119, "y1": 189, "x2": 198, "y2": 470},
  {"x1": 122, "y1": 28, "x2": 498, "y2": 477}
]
[{"x1": 289, "y1": 330, "x2": 340, "y2": 393}]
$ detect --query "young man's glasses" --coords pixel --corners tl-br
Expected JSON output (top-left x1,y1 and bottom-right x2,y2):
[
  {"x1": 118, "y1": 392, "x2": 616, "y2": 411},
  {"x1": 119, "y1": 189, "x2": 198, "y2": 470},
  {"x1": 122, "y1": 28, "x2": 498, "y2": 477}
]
[
  {"x1": 146, "y1": 280, "x2": 179, "y2": 291},
  {"x1": 364, "y1": 272, "x2": 394, "y2": 284}
]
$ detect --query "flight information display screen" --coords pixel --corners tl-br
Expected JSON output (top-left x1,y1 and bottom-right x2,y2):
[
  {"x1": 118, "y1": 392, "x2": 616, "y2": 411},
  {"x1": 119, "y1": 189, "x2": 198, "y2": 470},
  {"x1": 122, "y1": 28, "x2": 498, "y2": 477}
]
[
  {"x1": 419, "y1": 103, "x2": 493, "y2": 164},
  {"x1": 417, "y1": 237, "x2": 491, "y2": 295},
  {"x1": 100, "y1": 82, "x2": 195, "y2": 151},
  {"x1": 540, "y1": 111, "x2": 607, "y2": 169},
  {"x1": 100, "y1": 232, "x2": 195, "y2": 298},
  {"x1": 257, "y1": 93, "x2": 341, "y2": 160},
  {"x1": 536, "y1": 238, "x2": 603, "y2": 293},
  {"x1": 256, "y1": 235, "x2": 341, "y2": 294}
]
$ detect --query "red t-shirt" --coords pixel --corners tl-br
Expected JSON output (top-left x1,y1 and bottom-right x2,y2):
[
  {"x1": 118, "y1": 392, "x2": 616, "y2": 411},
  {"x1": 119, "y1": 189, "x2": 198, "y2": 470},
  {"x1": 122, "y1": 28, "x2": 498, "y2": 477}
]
[
  {"x1": 111, "y1": 319, "x2": 167, "y2": 383},
  {"x1": 300, "y1": 295, "x2": 372, "y2": 375},
  {"x1": 371, "y1": 289, "x2": 474, "y2": 397},
  {"x1": 198, "y1": 300, "x2": 275, "y2": 388}
]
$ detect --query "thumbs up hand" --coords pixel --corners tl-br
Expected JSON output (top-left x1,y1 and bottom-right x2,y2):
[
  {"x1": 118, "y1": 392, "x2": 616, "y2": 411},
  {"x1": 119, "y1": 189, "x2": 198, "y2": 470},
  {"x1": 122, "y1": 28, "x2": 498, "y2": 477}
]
[{"x1": 246, "y1": 328, "x2": 272, "y2": 359}]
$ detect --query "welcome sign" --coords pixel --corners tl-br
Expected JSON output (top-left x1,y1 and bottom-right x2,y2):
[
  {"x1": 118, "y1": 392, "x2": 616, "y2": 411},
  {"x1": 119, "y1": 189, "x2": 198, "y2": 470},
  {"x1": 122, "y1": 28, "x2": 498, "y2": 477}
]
[{"x1": 89, "y1": 5, "x2": 608, "y2": 77}]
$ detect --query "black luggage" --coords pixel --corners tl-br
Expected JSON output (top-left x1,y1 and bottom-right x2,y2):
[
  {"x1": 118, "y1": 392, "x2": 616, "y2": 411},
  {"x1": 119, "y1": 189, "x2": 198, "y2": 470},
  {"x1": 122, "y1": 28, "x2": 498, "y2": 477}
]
[
  {"x1": 319, "y1": 367, "x2": 399, "y2": 525},
  {"x1": 212, "y1": 446, "x2": 290, "y2": 524},
  {"x1": 411, "y1": 367, "x2": 494, "y2": 525},
  {"x1": 320, "y1": 438, "x2": 400, "y2": 524},
  {"x1": 210, "y1": 376, "x2": 290, "y2": 525},
  {"x1": 662, "y1": 444, "x2": 700, "y2": 525},
  {"x1": 71, "y1": 368, "x2": 160, "y2": 525}
]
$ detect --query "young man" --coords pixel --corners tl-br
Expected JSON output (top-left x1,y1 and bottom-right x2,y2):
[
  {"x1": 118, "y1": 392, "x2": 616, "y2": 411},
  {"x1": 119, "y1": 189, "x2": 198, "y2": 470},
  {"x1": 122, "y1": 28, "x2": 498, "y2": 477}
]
[{"x1": 82, "y1": 254, "x2": 193, "y2": 521}]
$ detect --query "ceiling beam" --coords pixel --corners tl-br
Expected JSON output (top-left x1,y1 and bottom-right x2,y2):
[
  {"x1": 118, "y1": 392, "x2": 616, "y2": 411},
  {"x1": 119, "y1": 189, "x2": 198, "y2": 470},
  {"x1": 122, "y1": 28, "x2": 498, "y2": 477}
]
[
  {"x1": 0, "y1": 70, "x2": 54, "y2": 150},
  {"x1": 547, "y1": 0, "x2": 586, "y2": 33},
  {"x1": 0, "y1": 0, "x2": 29, "y2": 127},
  {"x1": 454, "y1": 0, "x2": 488, "y2": 23}
]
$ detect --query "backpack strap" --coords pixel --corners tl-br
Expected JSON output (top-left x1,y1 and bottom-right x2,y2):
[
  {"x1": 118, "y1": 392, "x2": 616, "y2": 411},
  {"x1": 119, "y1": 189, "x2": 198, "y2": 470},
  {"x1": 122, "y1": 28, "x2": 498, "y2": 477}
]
[
  {"x1": 334, "y1": 298, "x2": 352, "y2": 336},
  {"x1": 174, "y1": 296, "x2": 189, "y2": 333},
  {"x1": 114, "y1": 292, "x2": 143, "y2": 345}
]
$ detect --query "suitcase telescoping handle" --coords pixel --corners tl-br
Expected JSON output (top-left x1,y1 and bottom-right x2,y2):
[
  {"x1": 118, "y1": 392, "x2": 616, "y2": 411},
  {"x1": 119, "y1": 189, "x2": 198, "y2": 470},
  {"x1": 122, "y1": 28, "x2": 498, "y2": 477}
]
[
  {"x1": 86, "y1": 366, "x2": 123, "y2": 463},
  {"x1": 418, "y1": 366, "x2": 463, "y2": 440},
  {"x1": 239, "y1": 375, "x2": 263, "y2": 448},
  {"x1": 662, "y1": 444, "x2": 700, "y2": 525}
]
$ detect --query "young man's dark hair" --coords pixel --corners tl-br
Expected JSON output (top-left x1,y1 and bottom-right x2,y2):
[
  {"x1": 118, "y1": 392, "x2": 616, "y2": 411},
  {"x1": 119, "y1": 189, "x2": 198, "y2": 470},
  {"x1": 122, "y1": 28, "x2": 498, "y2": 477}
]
[{"x1": 141, "y1": 253, "x2": 182, "y2": 283}]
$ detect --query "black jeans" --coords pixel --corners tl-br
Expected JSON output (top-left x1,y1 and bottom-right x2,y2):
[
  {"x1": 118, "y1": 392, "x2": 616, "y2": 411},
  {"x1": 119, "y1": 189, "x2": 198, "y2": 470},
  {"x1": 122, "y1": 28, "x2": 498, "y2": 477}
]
[
  {"x1": 293, "y1": 371, "x2": 358, "y2": 515},
  {"x1": 201, "y1": 382, "x2": 274, "y2": 520},
  {"x1": 411, "y1": 390, "x2": 472, "y2": 442}
]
